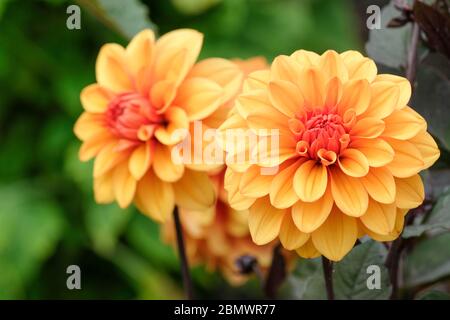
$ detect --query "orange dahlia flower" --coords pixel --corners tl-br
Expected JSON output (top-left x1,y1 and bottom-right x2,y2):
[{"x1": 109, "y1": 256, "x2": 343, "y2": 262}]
[
  {"x1": 161, "y1": 57, "x2": 275, "y2": 284},
  {"x1": 220, "y1": 50, "x2": 440, "y2": 261},
  {"x1": 74, "y1": 29, "x2": 243, "y2": 222}
]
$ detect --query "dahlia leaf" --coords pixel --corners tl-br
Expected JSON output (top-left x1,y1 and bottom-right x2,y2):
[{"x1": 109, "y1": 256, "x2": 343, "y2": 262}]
[{"x1": 404, "y1": 232, "x2": 450, "y2": 288}]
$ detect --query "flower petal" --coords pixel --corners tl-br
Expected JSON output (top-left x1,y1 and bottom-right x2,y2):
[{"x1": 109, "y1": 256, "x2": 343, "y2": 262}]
[
  {"x1": 112, "y1": 161, "x2": 137, "y2": 208},
  {"x1": 80, "y1": 84, "x2": 111, "y2": 113},
  {"x1": 135, "y1": 170, "x2": 175, "y2": 222},
  {"x1": 363, "y1": 81, "x2": 400, "y2": 119},
  {"x1": 279, "y1": 213, "x2": 310, "y2": 250},
  {"x1": 340, "y1": 51, "x2": 377, "y2": 82},
  {"x1": 74, "y1": 112, "x2": 107, "y2": 141},
  {"x1": 96, "y1": 43, "x2": 133, "y2": 92},
  {"x1": 239, "y1": 165, "x2": 272, "y2": 198},
  {"x1": 296, "y1": 239, "x2": 321, "y2": 259},
  {"x1": 154, "y1": 107, "x2": 189, "y2": 145},
  {"x1": 128, "y1": 141, "x2": 153, "y2": 180},
  {"x1": 292, "y1": 186, "x2": 333, "y2": 233},
  {"x1": 153, "y1": 28, "x2": 203, "y2": 85},
  {"x1": 93, "y1": 142, "x2": 129, "y2": 177},
  {"x1": 174, "y1": 77, "x2": 224, "y2": 121},
  {"x1": 319, "y1": 50, "x2": 348, "y2": 82},
  {"x1": 270, "y1": 55, "x2": 302, "y2": 85},
  {"x1": 293, "y1": 160, "x2": 328, "y2": 202},
  {"x1": 395, "y1": 175, "x2": 424, "y2": 209},
  {"x1": 224, "y1": 168, "x2": 256, "y2": 210},
  {"x1": 350, "y1": 117, "x2": 385, "y2": 138},
  {"x1": 338, "y1": 148, "x2": 369, "y2": 177},
  {"x1": 248, "y1": 198, "x2": 285, "y2": 245},
  {"x1": 360, "y1": 199, "x2": 397, "y2": 235},
  {"x1": 382, "y1": 108, "x2": 425, "y2": 140},
  {"x1": 79, "y1": 130, "x2": 114, "y2": 161},
  {"x1": 126, "y1": 29, "x2": 155, "y2": 78},
  {"x1": 361, "y1": 167, "x2": 396, "y2": 204},
  {"x1": 188, "y1": 57, "x2": 243, "y2": 103},
  {"x1": 173, "y1": 169, "x2": 216, "y2": 210},
  {"x1": 409, "y1": 130, "x2": 440, "y2": 169},
  {"x1": 298, "y1": 67, "x2": 327, "y2": 107},
  {"x1": 268, "y1": 80, "x2": 304, "y2": 118},
  {"x1": 350, "y1": 138, "x2": 394, "y2": 167},
  {"x1": 269, "y1": 160, "x2": 302, "y2": 209},
  {"x1": 94, "y1": 172, "x2": 114, "y2": 204},
  {"x1": 385, "y1": 138, "x2": 424, "y2": 178},
  {"x1": 330, "y1": 166, "x2": 369, "y2": 217},
  {"x1": 337, "y1": 79, "x2": 370, "y2": 115},
  {"x1": 153, "y1": 143, "x2": 184, "y2": 182},
  {"x1": 373, "y1": 74, "x2": 411, "y2": 108},
  {"x1": 312, "y1": 208, "x2": 358, "y2": 261}
]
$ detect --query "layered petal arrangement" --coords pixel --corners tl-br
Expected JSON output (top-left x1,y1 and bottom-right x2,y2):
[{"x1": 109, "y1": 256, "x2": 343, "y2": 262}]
[
  {"x1": 161, "y1": 57, "x2": 276, "y2": 284},
  {"x1": 220, "y1": 50, "x2": 440, "y2": 261},
  {"x1": 74, "y1": 29, "x2": 243, "y2": 222}
]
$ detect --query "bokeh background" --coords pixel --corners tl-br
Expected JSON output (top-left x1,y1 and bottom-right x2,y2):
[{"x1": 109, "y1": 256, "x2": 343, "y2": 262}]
[{"x1": 1, "y1": 0, "x2": 449, "y2": 299}]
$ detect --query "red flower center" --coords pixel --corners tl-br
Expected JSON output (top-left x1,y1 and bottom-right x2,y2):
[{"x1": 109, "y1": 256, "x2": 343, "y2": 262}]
[
  {"x1": 289, "y1": 107, "x2": 351, "y2": 162},
  {"x1": 105, "y1": 93, "x2": 164, "y2": 141}
]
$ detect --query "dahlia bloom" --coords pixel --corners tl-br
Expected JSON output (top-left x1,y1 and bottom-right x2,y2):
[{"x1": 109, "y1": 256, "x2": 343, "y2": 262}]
[
  {"x1": 162, "y1": 57, "x2": 276, "y2": 284},
  {"x1": 74, "y1": 29, "x2": 242, "y2": 222},
  {"x1": 220, "y1": 50, "x2": 440, "y2": 261}
]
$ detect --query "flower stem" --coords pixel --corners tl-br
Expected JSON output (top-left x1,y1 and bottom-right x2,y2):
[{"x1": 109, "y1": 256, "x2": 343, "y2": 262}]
[
  {"x1": 264, "y1": 244, "x2": 286, "y2": 299},
  {"x1": 173, "y1": 206, "x2": 194, "y2": 299},
  {"x1": 406, "y1": 2, "x2": 420, "y2": 84},
  {"x1": 322, "y1": 256, "x2": 335, "y2": 300}
]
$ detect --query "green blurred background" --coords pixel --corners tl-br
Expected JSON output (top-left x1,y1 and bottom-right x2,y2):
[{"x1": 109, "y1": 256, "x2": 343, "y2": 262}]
[{"x1": 0, "y1": 0, "x2": 380, "y2": 299}]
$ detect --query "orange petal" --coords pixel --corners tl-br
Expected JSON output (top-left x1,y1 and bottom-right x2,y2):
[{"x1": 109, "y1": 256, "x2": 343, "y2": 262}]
[
  {"x1": 279, "y1": 213, "x2": 310, "y2": 250},
  {"x1": 154, "y1": 107, "x2": 189, "y2": 145},
  {"x1": 188, "y1": 57, "x2": 243, "y2": 103},
  {"x1": 385, "y1": 138, "x2": 424, "y2": 178},
  {"x1": 362, "y1": 208, "x2": 406, "y2": 242},
  {"x1": 125, "y1": 29, "x2": 155, "y2": 78},
  {"x1": 293, "y1": 160, "x2": 328, "y2": 202},
  {"x1": 94, "y1": 172, "x2": 114, "y2": 204},
  {"x1": 239, "y1": 165, "x2": 272, "y2": 198},
  {"x1": 135, "y1": 170, "x2": 174, "y2": 222},
  {"x1": 128, "y1": 141, "x2": 153, "y2": 180},
  {"x1": 93, "y1": 142, "x2": 129, "y2": 177},
  {"x1": 224, "y1": 168, "x2": 256, "y2": 210},
  {"x1": 319, "y1": 50, "x2": 348, "y2": 82},
  {"x1": 361, "y1": 167, "x2": 396, "y2": 204},
  {"x1": 350, "y1": 138, "x2": 394, "y2": 167},
  {"x1": 268, "y1": 80, "x2": 304, "y2": 118},
  {"x1": 174, "y1": 77, "x2": 224, "y2": 121},
  {"x1": 270, "y1": 55, "x2": 302, "y2": 85},
  {"x1": 373, "y1": 74, "x2": 411, "y2": 108},
  {"x1": 152, "y1": 143, "x2": 184, "y2": 182},
  {"x1": 363, "y1": 81, "x2": 400, "y2": 119},
  {"x1": 291, "y1": 50, "x2": 320, "y2": 68},
  {"x1": 173, "y1": 169, "x2": 216, "y2": 210},
  {"x1": 350, "y1": 117, "x2": 385, "y2": 138},
  {"x1": 74, "y1": 112, "x2": 107, "y2": 141},
  {"x1": 409, "y1": 130, "x2": 440, "y2": 169},
  {"x1": 79, "y1": 131, "x2": 114, "y2": 161},
  {"x1": 324, "y1": 77, "x2": 343, "y2": 108},
  {"x1": 337, "y1": 79, "x2": 370, "y2": 115},
  {"x1": 330, "y1": 167, "x2": 368, "y2": 217},
  {"x1": 112, "y1": 161, "x2": 137, "y2": 208},
  {"x1": 395, "y1": 175, "x2": 424, "y2": 209},
  {"x1": 296, "y1": 239, "x2": 321, "y2": 259},
  {"x1": 248, "y1": 198, "x2": 286, "y2": 245},
  {"x1": 80, "y1": 84, "x2": 111, "y2": 113},
  {"x1": 340, "y1": 51, "x2": 377, "y2": 82},
  {"x1": 292, "y1": 186, "x2": 333, "y2": 233},
  {"x1": 150, "y1": 79, "x2": 177, "y2": 111},
  {"x1": 153, "y1": 28, "x2": 203, "y2": 86},
  {"x1": 298, "y1": 68, "x2": 327, "y2": 107},
  {"x1": 382, "y1": 108, "x2": 425, "y2": 140},
  {"x1": 96, "y1": 44, "x2": 133, "y2": 93},
  {"x1": 338, "y1": 148, "x2": 369, "y2": 177},
  {"x1": 360, "y1": 199, "x2": 397, "y2": 235},
  {"x1": 269, "y1": 160, "x2": 301, "y2": 209},
  {"x1": 312, "y1": 208, "x2": 358, "y2": 261},
  {"x1": 243, "y1": 69, "x2": 270, "y2": 92}
]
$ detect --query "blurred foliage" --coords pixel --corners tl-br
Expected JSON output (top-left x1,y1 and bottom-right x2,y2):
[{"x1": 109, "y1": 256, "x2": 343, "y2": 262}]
[{"x1": 0, "y1": 0, "x2": 362, "y2": 299}]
